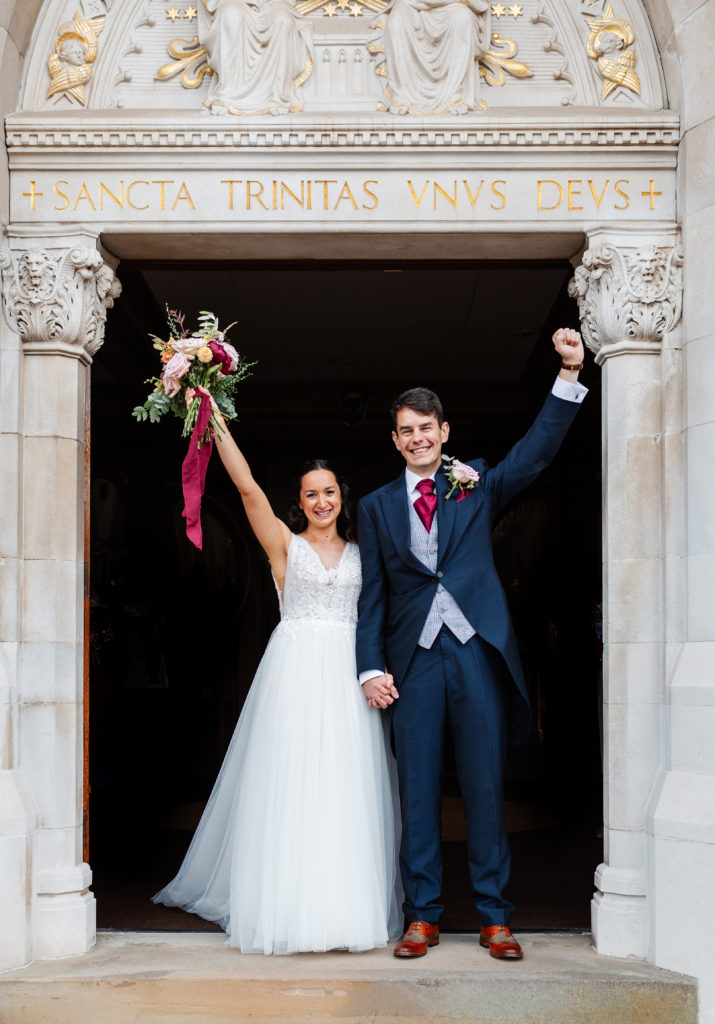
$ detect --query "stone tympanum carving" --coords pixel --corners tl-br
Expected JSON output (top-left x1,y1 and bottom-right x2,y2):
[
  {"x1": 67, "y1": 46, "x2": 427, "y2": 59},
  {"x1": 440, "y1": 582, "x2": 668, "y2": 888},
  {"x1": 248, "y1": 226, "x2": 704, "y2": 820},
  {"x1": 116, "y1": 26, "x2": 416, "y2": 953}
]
[
  {"x1": 197, "y1": 0, "x2": 313, "y2": 115},
  {"x1": 46, "y1": 9, "x2": 106, "y2": 105},
  {"x1": 584, "y1": 3, "x2": 640, "y2": 100},
  {"x1": 0, "y1": 246, "x2": 121, "y2": 362},
  {"x1": 372, "y1": 0, "x2": 491, "y2": 114},
  {"x1": 568, "y1": 241, "x2": 683, "y2": 357}
]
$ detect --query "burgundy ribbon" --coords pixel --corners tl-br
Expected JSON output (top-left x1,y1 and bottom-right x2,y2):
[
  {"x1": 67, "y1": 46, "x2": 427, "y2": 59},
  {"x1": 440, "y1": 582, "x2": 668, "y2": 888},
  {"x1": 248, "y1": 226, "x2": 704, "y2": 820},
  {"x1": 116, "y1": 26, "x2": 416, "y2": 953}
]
[{"x1": 181, "y1": 392, "x2": 214, "y2": 550}]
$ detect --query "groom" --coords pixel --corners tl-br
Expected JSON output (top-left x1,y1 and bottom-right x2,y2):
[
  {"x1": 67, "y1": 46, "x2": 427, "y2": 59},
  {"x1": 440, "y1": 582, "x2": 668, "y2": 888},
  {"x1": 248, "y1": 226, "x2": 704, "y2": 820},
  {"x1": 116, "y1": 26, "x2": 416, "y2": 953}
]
[{"x1": 356, "y1": 328, "x2": 587, "y2": 960}]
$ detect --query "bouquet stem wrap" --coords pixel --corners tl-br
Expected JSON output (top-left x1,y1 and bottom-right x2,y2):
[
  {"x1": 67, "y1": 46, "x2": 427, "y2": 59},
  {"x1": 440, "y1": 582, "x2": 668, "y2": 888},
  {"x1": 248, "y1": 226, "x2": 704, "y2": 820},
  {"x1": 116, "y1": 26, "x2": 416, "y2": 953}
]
[{"x1": 181, "y1": 392, "x2": 214, "y2": 550}]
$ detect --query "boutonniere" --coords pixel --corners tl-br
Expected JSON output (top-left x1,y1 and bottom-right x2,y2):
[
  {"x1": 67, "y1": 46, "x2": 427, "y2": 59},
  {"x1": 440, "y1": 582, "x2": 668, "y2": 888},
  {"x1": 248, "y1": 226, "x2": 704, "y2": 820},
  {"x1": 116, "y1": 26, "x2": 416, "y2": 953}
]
[{"x1": 442, "y1": 454, "x2": 480, "y2": 502}]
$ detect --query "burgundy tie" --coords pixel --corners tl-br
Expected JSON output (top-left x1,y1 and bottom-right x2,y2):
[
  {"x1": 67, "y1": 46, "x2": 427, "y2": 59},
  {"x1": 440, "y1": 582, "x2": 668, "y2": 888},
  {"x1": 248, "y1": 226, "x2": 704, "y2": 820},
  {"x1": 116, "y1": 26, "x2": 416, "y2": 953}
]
[{"x1": 414, "y1": 478, "x2": 437, "y2": 533}]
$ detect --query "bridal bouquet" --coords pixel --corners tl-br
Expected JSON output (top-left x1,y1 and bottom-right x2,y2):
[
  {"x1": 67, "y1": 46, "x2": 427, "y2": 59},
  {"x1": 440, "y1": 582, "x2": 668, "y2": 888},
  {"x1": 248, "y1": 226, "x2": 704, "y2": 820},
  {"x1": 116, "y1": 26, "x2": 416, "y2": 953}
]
[
  {"x1": 132, "y1": 307, "x2": 255, "y2": 551},
  {"x1": 132, "y1": 307, "x2": 254, "y2": 444}
]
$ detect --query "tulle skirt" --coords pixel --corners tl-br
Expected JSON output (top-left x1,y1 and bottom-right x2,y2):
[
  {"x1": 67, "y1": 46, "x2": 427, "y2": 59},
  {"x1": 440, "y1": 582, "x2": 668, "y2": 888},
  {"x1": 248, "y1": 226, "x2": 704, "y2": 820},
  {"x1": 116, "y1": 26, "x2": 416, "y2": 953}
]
[{"x1": 153, "y1": 618, "x2": 402, "y2": 953}]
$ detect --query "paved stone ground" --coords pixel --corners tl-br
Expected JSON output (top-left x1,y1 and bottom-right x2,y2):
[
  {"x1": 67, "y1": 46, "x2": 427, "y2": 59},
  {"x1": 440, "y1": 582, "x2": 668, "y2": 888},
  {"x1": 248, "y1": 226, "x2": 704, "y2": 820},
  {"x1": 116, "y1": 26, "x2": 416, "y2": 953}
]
[{"x1": 0, "y1": 932, "x2": 697, "y2": 1024}]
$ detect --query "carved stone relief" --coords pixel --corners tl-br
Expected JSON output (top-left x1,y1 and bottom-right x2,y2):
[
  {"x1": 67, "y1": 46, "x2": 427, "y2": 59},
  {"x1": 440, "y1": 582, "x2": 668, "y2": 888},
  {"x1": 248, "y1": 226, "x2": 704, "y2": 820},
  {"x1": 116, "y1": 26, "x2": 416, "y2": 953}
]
[
  {"x1": 568, "y1": 240, "x2": 683, "y2": 358},
  {"x1": 0, "y1": 246, "x2": 122, "y2": 363},
  {"x1": 196, "y1": 0, "x2": 313, "y2": 115},
  {"x1": 45, "y1": 5, "x2": 107, "y2": 105},
  {"x1": 15, "y1": 0, "x2": 665, "y2": 113}
]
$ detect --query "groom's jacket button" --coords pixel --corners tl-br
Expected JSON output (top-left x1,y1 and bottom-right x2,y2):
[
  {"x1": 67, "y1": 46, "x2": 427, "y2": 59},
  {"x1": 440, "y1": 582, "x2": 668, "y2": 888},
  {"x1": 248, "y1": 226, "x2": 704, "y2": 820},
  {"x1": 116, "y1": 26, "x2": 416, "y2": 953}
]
[{"x1": 437, "y1": 571, "x2": 443, "y2": 578}]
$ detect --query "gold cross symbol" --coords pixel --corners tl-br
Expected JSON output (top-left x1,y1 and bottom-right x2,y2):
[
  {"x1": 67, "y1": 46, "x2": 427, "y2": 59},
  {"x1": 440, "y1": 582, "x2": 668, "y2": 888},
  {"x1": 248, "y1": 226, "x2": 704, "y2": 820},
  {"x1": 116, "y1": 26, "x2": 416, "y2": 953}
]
[
  {"x1": 641, "y1": 180, "x2": 662, "y2": 210},
  {"x1": 22, "y1": 180, "x2": 43, "y2": 211}
]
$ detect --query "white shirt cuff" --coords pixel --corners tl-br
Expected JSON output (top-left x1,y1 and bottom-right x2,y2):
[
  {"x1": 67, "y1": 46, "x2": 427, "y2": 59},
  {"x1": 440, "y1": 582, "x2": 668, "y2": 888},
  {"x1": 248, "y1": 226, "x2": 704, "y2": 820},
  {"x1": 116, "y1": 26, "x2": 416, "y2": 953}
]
[
  {"x1": 552, "y1": 375, "x2": 588, "y2": 404},
  {"x1": 359, "y1": 669, "x2": 384, "y2": 687}
]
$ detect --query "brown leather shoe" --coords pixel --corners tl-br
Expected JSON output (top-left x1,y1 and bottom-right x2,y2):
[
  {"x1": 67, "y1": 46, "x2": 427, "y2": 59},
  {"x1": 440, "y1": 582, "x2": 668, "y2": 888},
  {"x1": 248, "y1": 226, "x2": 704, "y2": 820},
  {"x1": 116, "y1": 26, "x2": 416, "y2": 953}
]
[
  {"x1": 479, "y1": 925, "x2": 523, "y2": 960},
  {"x1": 394, "y1": 921, "x2": 440, "y2": 958}
]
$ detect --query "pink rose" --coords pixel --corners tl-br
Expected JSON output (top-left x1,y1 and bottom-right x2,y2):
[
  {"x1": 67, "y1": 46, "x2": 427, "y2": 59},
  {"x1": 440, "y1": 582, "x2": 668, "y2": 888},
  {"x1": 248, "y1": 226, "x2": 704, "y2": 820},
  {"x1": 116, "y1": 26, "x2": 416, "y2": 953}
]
[
  {"x1": 451, "y1": 460, "x2": 480, "y2": 485},
  {"x1": 221, "y1": 342, "x2": 239, "y2": 374},
  {"x1": 162, "y1": 351, "x2": 190, "y2": 397}
]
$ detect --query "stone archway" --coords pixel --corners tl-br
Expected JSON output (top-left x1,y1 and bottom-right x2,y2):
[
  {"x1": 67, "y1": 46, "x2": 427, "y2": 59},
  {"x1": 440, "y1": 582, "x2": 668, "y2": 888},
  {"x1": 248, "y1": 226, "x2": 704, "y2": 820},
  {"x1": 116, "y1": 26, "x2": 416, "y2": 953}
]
[{"x1": 0, "y1": 3, "x2": 713, "y2": 1020}]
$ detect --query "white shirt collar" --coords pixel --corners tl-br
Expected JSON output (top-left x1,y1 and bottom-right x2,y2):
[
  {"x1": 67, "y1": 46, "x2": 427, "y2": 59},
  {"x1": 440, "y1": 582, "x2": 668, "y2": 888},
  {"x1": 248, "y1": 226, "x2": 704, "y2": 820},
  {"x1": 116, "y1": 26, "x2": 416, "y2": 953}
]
[{"x1": 405, "y1": 467, "x2": 436, "y2": 496}]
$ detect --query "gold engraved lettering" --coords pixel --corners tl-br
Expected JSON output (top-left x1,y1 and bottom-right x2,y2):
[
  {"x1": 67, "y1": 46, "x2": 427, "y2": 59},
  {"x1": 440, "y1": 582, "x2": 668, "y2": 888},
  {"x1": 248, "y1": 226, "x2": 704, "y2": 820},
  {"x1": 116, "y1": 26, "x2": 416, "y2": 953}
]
[
  {"x1": 433, "y1": 181, "x2": 458, "y2": 209},
  {"x1": 22, "y1": 180, "x2": 44, "y2": 211},
  {"x1": 126, "y1": 180, "x2": 150, "y2": 211},
  {"x1": 362, "y1": 180, "x2": 379, "y2": 211},
  {"x1": 462, "y1": 180, "x2": 485, "y2": 208},
  {"x1": 567, "y1": 180, "x2": 583, "y2": 211},
  {"x1": 334, "y1": 181, "x2": 358, "y2": 210},
  {"x1": 641, "y1": 180, "x2": 662, "y2": 210},
  {"x1": 307, "y1": 181, "x2": 312, "y2": 210},
  {"x1": 314, "y1": 180, "x2": 337, "y2": 210},
  {"x1": 272, "y1": 180, "x2": 278, "y2": 211},
  {"x1": 221, "y1": 180, "x2": 242, "y2": 211},
  {"x1": 99, "y1": 181, "x2": 124, "y2": 209},
  {"x1": 537, "y1": 180, "x2": 563, "y2": 211},
  {"x1": 588, "y1": 179, "x2": 610, "y2": 209},
  {"x1": 614, "y1": 179, "x2": 630, "y2": 210},
  {"x1": 281, "y1": 181, "x2": 305, "y2": 209},
  {"x1": 73, "y1": 182, "x2": 97, "y2": 211},
  {"x1": 246, "y1": 181, "x2": 268, "y2": 211},
  {"x1": 172, "y1": 182, "x2": 195, "y2": 210},
  {"x1": 53, "y1": 180, "x2": 70, "y2": 211},
  {"x1": 152, "y1": 180, "x2": 175, "y2": 211},
  {"x1": 490, "y1": 180, "x2": 507, "y2": 210},
  {"x1": 407, "y1": 180, "x2": 429, "y2": 209}
]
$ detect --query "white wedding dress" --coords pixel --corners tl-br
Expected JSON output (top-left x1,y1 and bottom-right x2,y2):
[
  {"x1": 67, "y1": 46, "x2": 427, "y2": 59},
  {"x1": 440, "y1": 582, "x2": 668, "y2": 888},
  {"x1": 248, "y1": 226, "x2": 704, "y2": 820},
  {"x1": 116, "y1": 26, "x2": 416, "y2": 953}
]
[{"x1": 153, "y1": 535, "x2": 401, "y2": 953}]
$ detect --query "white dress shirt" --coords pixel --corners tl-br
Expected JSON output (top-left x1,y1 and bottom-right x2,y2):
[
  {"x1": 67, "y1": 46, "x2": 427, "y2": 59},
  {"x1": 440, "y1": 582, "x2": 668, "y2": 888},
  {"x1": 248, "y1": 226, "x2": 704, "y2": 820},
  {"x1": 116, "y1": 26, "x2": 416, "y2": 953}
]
[{"x1": 359, "y1": 375, "x2": 588, "y2": 686}]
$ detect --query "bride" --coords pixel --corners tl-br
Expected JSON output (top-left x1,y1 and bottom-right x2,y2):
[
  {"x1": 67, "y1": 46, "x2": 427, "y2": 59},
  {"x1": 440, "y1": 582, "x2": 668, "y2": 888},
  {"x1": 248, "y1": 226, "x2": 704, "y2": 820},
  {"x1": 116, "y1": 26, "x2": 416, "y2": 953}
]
[{"x1": 153, "y1": 390, "x2": 401, "y2": 953}]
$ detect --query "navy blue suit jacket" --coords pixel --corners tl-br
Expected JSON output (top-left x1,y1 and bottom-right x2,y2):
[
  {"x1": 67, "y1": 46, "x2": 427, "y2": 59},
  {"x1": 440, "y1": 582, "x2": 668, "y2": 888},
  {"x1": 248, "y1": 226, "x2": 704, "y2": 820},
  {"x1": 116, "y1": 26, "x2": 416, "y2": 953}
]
[{"x1": 356, "y1": 391, "x2": 582, "y2": 744}]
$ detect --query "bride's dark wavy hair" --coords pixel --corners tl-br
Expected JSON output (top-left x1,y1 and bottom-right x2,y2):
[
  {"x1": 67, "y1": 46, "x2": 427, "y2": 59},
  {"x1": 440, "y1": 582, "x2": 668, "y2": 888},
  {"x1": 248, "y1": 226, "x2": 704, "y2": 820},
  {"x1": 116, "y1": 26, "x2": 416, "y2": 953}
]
[{"x1": 287, "y1": 458, "x2": 356, "y2": 542}]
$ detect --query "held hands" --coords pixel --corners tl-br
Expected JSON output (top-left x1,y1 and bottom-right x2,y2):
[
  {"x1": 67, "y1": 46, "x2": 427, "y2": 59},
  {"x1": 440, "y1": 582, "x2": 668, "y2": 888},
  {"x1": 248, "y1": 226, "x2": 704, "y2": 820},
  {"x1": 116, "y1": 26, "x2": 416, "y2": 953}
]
[
  {"x1": 363, "y1": 673, "x2": 399, "y2": 710},
  {"x1": 552, "y1": 328, "x2": 584, "y2": 377}
]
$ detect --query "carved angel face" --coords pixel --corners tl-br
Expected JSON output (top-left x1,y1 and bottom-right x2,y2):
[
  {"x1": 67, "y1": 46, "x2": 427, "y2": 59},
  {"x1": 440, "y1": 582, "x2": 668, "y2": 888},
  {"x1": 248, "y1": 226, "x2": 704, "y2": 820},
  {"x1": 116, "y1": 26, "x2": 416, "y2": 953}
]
[
  {"x1": 594, "y1": 30, "x2": 624, "y2": 56},
  {"x1": 58, "y1": 37, "x2": 88, "y2": 67}
]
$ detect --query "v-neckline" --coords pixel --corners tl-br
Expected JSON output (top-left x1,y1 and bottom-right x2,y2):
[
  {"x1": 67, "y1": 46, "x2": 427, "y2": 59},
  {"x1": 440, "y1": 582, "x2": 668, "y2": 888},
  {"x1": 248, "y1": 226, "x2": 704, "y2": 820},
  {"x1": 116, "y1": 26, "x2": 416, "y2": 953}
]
[{"x1": 297, "y1": 534, "x2": 349, "y2": 573}]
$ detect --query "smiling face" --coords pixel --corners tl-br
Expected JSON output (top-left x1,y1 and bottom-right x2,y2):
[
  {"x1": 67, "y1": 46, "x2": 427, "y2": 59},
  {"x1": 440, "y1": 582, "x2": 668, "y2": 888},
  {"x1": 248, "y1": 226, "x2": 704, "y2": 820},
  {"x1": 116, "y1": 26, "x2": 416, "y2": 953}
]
[
  {"x1": 299, "y1": 469, "x2": 342, "y2": 531},
  {"x1": 392, "y1": 407, "x2": 450, "y2": 477}
]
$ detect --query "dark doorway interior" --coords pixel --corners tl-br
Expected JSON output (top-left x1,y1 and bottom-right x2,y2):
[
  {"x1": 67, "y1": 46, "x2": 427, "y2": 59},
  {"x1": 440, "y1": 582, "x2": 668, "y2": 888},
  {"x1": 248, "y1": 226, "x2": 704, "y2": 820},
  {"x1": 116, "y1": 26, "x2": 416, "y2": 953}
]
[{"x1": 89, "y1": 260, "x2": 603, "y2": 932}]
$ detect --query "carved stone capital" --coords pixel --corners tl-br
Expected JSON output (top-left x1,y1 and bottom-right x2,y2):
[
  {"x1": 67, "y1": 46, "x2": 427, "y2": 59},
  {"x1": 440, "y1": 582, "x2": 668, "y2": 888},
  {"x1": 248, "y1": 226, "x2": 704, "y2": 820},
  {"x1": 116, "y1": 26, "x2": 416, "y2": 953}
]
[
  {"x1": 568, "y1": 235, "x2": 683, "y2": 363},
  {"x1": 0, "y1": 243, "x2": 121, "y2": 363}
]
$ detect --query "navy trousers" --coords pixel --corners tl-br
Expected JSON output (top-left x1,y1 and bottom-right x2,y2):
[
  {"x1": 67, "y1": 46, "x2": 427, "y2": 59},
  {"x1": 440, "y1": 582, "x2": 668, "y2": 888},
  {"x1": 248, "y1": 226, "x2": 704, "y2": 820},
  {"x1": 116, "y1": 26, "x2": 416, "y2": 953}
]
[{"x1": 391, "y1": 628, "x2": 513, "y2": 926}]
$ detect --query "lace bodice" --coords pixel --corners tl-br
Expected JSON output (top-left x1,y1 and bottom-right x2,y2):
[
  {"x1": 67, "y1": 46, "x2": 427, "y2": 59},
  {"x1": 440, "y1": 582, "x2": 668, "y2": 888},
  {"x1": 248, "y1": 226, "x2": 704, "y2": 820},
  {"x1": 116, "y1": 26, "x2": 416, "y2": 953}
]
[{"x1": 280, "y1": 535, "x2": 361, "y2": 625}]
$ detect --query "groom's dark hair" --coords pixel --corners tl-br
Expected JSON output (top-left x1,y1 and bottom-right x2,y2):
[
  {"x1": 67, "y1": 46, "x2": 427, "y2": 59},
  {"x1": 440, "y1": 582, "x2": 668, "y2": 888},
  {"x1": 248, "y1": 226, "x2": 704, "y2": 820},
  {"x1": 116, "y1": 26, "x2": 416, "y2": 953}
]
[{"x1": 390, "y1": 387, "x2": 444, "y2": 430}]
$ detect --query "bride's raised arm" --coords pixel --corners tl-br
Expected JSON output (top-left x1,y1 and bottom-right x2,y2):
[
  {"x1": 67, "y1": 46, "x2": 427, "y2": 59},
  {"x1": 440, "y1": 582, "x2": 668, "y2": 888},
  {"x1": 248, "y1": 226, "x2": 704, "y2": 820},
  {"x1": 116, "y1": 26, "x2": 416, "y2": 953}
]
[{"x1": 189, "y1": 387, "x2": 291, "y2": 578}]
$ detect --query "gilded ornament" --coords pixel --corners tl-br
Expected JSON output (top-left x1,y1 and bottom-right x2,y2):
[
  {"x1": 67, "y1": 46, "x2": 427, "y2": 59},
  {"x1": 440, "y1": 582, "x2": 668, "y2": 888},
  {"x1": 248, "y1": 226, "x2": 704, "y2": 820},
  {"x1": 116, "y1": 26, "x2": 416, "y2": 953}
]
[
  {"x1": 157, "y1": 37, "x2": 213, "y2": 88},
  {"x1": 46, "y1": 9, "x2": 106, "y2": 105},
  {"x1": 584, "y1": 3, "x2": 640, "y2": 99},
  {"x1": 293, "y1": 0, "x2": 386, "y2": 19},
  {"x1": 480, "y1": 33, "x2": 533, "y2": 85}
]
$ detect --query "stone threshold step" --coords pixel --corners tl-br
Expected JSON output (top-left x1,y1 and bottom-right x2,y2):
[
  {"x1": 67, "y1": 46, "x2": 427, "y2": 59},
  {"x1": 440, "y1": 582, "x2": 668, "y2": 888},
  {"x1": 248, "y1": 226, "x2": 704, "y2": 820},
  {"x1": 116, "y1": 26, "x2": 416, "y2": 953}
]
[{"x1": 0, "y1": 932, "x2": 697, "y2": 1024}]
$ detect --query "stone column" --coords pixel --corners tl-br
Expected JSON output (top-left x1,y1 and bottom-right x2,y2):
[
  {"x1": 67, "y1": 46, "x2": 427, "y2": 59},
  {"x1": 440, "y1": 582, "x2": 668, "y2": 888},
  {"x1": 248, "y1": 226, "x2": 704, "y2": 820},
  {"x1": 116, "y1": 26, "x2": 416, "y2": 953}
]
[
  {"x1": 568, "y1": 225, "x2": 683, "y2": 959},
  {"x1": 0, "y1": 228, "x2": 120, "y2": 961}
]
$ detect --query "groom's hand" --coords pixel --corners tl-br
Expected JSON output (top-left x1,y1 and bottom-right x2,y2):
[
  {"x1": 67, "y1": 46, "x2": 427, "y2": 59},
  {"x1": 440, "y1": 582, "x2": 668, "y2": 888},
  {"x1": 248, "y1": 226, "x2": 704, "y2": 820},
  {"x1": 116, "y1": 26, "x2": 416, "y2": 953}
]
[{"x1": 363, "y1": 673, "x2": 399, "y2": 709}]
